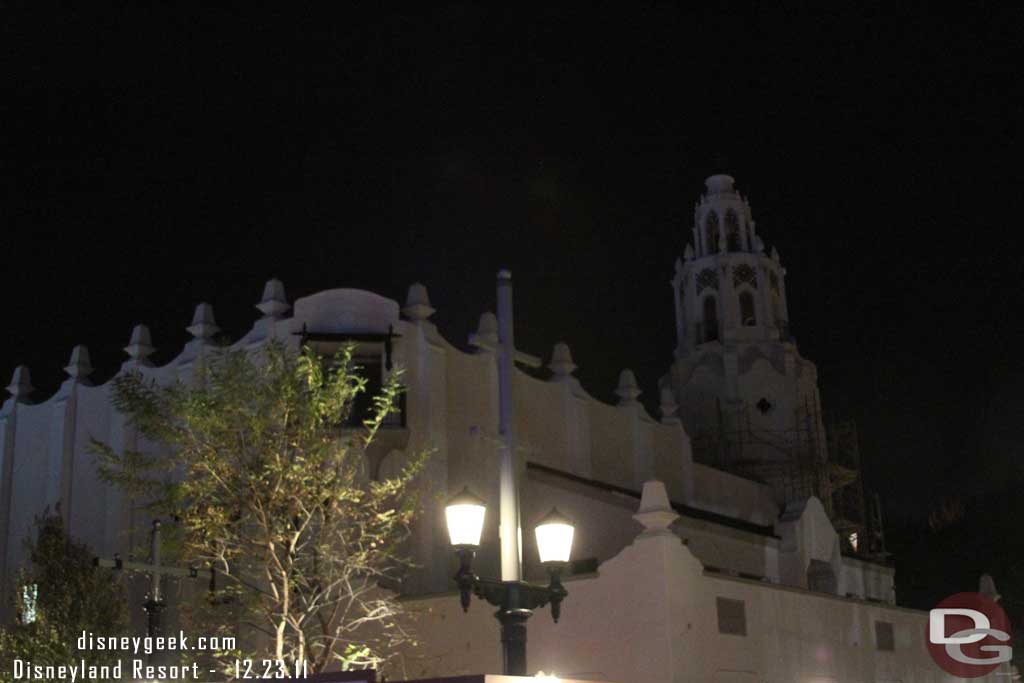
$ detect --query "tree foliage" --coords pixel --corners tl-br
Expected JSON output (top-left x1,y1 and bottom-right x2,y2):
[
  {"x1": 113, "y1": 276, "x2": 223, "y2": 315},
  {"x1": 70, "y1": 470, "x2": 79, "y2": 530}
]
[
  {"x1": 94, "y1": 342, "x2": 424, "y2": 672},
  {"x1": 0, "y1": 513, "x2": 129, "y2": 680}
]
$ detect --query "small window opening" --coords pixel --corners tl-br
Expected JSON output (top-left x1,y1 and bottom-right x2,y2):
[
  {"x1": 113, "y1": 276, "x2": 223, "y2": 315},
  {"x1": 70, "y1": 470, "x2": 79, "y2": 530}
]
[
  {"x1": 705, "y1": 212, "x2": 720, "y2": 254},
  {"x1": 716, "y1": 597, "x2": 747, "y2": 636},
  {"x1": 725, "y1": 210, "x2": 742, "y2": 252},
  {"x1": 739, "y1": 291, "x2": 756, "y2": 326},
  {"x1": 702, "y1": 296, "x2": 719, "y2": 342},
  {"x1": 875, "y1": 621, "x2": 895, "y2": 651}
]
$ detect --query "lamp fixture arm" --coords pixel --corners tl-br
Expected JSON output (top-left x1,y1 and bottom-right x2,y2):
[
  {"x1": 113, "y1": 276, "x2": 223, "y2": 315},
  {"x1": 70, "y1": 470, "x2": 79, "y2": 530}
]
[{"x1": 454, "y1": 549, "x2": 569, "y2": 623}]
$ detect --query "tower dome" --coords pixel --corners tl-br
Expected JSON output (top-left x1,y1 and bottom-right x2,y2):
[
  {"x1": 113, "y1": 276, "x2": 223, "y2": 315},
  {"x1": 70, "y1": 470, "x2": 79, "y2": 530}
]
[{"x1": 704, "y1": 174, "x2": 736, "y2": 195}]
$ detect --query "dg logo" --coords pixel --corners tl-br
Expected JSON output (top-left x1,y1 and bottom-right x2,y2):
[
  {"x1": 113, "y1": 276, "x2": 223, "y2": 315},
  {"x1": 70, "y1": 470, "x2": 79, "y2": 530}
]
[{"x1": 927, "y1": 592, "x2": 1013, "y2": 678}]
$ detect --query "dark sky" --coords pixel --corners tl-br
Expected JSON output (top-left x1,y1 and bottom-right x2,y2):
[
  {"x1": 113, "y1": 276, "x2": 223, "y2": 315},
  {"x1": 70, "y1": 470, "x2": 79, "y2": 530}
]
[{"x1": 3, "y1": 6, "x2": 1023, "y2": 601}]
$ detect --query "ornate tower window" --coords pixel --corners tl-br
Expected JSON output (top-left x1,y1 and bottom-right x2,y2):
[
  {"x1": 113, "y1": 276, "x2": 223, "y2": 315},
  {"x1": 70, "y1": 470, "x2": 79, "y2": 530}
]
[
  {"x1": 696, "y1": 268, "x2": 719, "y2": 295},
  {"x1": 768, "y1": 270, "x2": 783, "y2": 321},
  {"x1": 705, "y1": 212, "x2": 720, "y2": 254},
  {"x1": 725, "y1": 210, "x2": 741, "y2": 252},
  {"x1": 732, "y1": 264, "x2": 757, "y2": 289},
  {"x1": 739, "y1": 291, "x2": 756, "y2": 326},
  {"x1": 702, "y1": 296, "x2": 719, "y2": 342}
]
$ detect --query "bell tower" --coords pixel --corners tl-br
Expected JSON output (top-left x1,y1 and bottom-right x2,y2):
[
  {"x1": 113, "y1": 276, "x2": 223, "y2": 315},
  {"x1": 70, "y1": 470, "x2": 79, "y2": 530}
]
[
  {"x1": 670, "y1": 174, "x2": 791, "y2": 353},
  {"x1": 663, "y1": 174, "x2": 830, "y2": 509}
]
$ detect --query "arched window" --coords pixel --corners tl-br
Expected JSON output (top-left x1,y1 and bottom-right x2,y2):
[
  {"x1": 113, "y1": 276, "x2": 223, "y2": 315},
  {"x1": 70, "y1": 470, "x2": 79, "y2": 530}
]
[
  {"x1": 725, "y1": 210, "x2": 741, "y2": 252},
  {"x1": 705, "y1": 212, "x2": 720, "y2": 254},
  {"x1": 702, "y1": 296, "x2": 719, "y2": 342},
  {"x1": 739, "y1": 291, "x2": 756, "y2": 326}
]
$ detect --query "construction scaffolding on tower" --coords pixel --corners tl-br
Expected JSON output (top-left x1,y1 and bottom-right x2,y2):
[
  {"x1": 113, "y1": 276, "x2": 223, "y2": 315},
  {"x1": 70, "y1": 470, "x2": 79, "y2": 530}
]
[{"x1": 689, "y1": 397, "x2": 887, "y2": 559}]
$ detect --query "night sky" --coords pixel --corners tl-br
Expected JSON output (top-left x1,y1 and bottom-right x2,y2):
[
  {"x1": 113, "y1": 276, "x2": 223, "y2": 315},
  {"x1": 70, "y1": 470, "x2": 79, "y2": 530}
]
[{"x1": 4, "y1": 7, "x2": 1023, "y2": 609}]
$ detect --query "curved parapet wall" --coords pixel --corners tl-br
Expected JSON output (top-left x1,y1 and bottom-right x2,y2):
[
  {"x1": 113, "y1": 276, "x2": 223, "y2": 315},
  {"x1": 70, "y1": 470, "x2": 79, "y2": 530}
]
[{"x1": 293, "y1": 288, "x2": 400, "y2": 334}]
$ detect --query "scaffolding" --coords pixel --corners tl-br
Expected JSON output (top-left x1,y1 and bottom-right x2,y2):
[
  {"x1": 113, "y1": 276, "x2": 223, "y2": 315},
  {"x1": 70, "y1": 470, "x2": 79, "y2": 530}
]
[{"x1": 689, "y1": 397, "x2": 887, "y2": 559}]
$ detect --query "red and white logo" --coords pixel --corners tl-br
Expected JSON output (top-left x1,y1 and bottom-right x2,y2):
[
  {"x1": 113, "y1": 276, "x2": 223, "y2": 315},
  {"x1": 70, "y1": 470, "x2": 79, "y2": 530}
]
[{"x1": 927, "y1": 592, "x2": 1013, "y2": 678}]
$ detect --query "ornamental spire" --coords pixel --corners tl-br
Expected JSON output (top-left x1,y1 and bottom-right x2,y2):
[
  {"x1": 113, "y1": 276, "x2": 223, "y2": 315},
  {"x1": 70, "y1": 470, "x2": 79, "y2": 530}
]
[
  {"x1": 6, "y1": 365, "x2": 33, "y2": 399},
  {"x1": 616, "y1": 369, "x2": 641, "y2": 406},
  {"x1": 187, "y1": 303, "x2": 219, "y2": 340},
  {"x1": 473, "y1": 311, "x2": 498, "y2": 348},
  {"x1": 124, "y1": 324, "x2": 155, "y2": 363},
  {"x1": 633, "y1": 480, "x2": 679, "y2": 536},
  {"x1": 402, "y1": 282, "x2": 436, "y2": 322},
  {"x1": 547, "y1": 342, "x2": 577, "y2": 380},
  {"x1": 64, "y1": 345, "x2": 93, "y2": 380},
  {"x1": 256, "y1": 278, "x2": 290, "y2": 319},
  {"x1": 659, "y1": 386, "x2": 679, "y2": 423}
]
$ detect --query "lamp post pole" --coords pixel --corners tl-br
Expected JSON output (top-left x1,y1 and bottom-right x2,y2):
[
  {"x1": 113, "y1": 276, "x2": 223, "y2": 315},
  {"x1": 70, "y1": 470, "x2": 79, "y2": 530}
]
[
  {"x1": 496, "y1": 269, "x2": 527, "y2": 673},
  {"x1": 447, "y1": 271, "x2": 573, "y2": 678},
  {"x1": 496, "y1": 269, "x2": 522, "y2": 583},
  {"x1": 93, "y1": 519, "x2": 200, "y2": 666},
  {"x1": 95, "y1": 521, "x2": 173, "y2": 647}
]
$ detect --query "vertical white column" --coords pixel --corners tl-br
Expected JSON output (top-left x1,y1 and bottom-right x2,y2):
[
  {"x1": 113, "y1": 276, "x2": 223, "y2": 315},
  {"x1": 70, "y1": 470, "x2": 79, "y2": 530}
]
[
  {"x1": 496, "y1": 270, "x2": 522, "y2": 582},
  {"x1": 48, "y1": 389, "x2": 77, "y2": 532},
  {"x1": 0, "y1": 398, "x2": 20, "y2": 613},
  {"x1": 51, "y1": 346, "x2": 92, "y2": 536},
  {"x1": 106, "y1": 403, "x2": 134, "y2": 557}
]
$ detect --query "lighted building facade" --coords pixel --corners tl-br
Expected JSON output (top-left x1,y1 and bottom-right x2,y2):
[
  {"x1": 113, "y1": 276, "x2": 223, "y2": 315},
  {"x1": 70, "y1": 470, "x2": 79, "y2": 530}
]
[{"x1": 0, "y1": 175, "x2": 985, "y2": 681}]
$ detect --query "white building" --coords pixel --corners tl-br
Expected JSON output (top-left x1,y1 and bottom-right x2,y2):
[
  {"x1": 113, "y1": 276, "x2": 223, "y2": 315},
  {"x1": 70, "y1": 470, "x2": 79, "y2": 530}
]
[{"x1": 0, "y1": 175, "x2": 984, "y2": 681}]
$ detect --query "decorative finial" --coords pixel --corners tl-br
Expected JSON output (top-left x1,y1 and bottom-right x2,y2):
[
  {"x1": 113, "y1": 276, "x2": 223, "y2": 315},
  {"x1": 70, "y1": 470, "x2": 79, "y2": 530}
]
[
  {"x1": 979, "y1": 574, "x2": 1001, "y2": 602},
  {"x1": 616, "y1": 369, "x2": 642, "y2": 406},
  {"x1": 770, "y1": 246, "x2": 781, "y2": 262},
  {"x1": 187, "y1": 303, "x2": 219, "y2": 339},
  {"x1": 124, "y1": 324, "x2": 155, "y2": 362},
  {"x1": 475, "y1": 311, "x2": 498, "y2": 347},
  {"x1": 753, "y1": 235, "x2": 765, "y2": 253},
  {"x1": 6, "y1": 366, "x2": 33, "y2": 399},
  {"x1": 683, "y1": 243, "x2": 694, "y2": 261},
  {"x1": 633, "y1": 480, "x2": 679, "y2": 536},
  {"x1": 63, "y1": 345, "x2": 93, "y2": 380},
  {"x1": 548, "y1": 342, "x2": 577, "y2": 380},
  {"x1": 402, "y1": 282, "x2": 436, "y2": 321},
  {"x1": 255, "y1": 278, "x2": 290, "y2": 319},
  {"x1": 659, "y1": 387, "x2": 678, "y2": 422}
]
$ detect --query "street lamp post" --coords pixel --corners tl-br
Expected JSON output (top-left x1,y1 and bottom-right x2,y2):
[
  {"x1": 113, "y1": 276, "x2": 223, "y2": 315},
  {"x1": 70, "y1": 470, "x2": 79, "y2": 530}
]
[
  {"x1": 444, "y1": 270, "x2": 574, "y2": 676},
  {"x1": 446, "y1": 488, "x2": 575, "y2": 676}
]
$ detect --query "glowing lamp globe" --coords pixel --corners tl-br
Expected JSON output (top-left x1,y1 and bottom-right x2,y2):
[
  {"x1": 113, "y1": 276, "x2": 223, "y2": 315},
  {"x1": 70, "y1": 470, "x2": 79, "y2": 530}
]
[
  {"x1": 445, "y1": 487, "x2": 487, "y2": 548},
  {"x1": 535, "y1": 507, "x2": 575, "y2": 564}
]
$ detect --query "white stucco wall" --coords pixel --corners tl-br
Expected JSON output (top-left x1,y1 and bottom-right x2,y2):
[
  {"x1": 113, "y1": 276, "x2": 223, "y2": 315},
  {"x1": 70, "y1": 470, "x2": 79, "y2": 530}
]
[
  {"x1": 0, "y1": 283, "x2": 891, "y2": 636},
  {"x1": 391, "y1": 503, "x2": 978, "y2": 683},
  {"x1": 690, "y1": 464, "x2": 778, "y2": 527}
]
